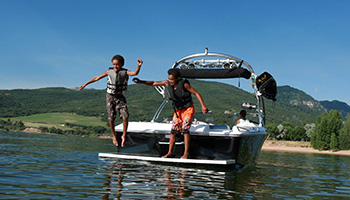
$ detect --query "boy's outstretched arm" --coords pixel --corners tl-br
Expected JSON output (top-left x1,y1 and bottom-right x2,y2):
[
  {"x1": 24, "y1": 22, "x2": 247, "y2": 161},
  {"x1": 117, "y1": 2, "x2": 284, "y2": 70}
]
[
  {"x1": 127, "y1": 58, "x2": 143, "y2": 76},
  {"x1": 132, "y1": 78, "x2": 168, "y2": 86},
  {"x1": 184, "y1": 83, "x2": 208, "y2": 114},
  {"x1": 80, "y1": 71, "x2": 108, "y2": 90}
]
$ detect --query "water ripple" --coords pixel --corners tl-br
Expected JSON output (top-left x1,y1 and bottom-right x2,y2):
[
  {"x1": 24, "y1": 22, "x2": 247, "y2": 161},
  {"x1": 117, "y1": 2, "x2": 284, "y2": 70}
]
[{"x1": 1, "y1": 131, "x2": 350, "y2": 199}]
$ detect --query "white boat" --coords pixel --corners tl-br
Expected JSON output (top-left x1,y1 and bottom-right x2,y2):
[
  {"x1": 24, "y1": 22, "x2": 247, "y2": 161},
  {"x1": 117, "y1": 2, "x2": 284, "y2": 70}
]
[{"x1": 99, "y1": 49, "x2": 277, "y2": 168}]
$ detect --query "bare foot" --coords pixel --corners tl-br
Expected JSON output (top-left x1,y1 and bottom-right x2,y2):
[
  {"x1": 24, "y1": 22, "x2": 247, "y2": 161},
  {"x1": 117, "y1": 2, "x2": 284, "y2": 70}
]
[
  {"x1": 162, "y1": 153, "x2": 172, "y2": 158},
  {"x1": 180, "y1": 154, "x2": 189, "y2": 159},
  {"x1": 121, "y1": 135, "x2": 126, "y2": 147},
  {"x1": 113, "y1": 137, "x2": 119, "y2": 146}
]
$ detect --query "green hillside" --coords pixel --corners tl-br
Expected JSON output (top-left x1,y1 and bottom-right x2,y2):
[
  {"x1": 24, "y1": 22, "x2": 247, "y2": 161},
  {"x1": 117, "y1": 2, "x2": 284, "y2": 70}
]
[
  {"x1": 276, "y1": 86, "x2": 324, "y2": 111},
  {"x1": 0, "y1": 87, "x2": 106, "y2": 118},
  {"x1": 7, "y1": 113, "x2": 107, "y2": 128},
  {"x1": 320, "y1": 100, "x2": 350, "y2": 120},
  {"x1": 268, "y1": 85, "x2": 326, "y2": 124},
  {"x1": 0, "y1": 80, "x2": 329, "y2": 126}
]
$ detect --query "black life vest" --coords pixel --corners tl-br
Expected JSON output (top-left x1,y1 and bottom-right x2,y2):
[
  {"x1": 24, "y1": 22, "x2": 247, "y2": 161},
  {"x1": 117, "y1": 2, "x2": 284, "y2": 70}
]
[
  {"x1": 106, "y1": 68, "x2": 128, "y2": 95},
  {"x1": 168, "y1": 79, "x2": 193, "y2": 110}
]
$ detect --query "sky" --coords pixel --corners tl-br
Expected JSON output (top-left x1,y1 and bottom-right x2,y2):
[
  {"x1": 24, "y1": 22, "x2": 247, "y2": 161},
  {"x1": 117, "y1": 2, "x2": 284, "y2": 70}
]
[{"x1": 1, "y1": 0, "x2": 350, "y2": 105}]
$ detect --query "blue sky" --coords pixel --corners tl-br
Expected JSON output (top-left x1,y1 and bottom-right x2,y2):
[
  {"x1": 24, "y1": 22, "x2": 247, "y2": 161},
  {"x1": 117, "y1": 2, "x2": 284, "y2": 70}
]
[{"x1": 1, "y1": 0, "x2": 350, "y2": 105}]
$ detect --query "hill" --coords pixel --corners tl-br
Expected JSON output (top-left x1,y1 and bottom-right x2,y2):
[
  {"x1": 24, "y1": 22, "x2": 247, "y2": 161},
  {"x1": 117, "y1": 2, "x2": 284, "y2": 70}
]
[
  {"x1": 0, "y1": 87, "x2": 107, "y2": 118},
  {"x1": 320, "y1": 100, "x2": 350, "y2": 119},
  {"x1": 275, "y1": 86, "x2": 350, "y2": 121},
  {"x1": 1, "y1": 80, "x2": 349, "y2": 126},
  {"x1": 275, "y1": 86, "x2": 324, "y2": 111}
]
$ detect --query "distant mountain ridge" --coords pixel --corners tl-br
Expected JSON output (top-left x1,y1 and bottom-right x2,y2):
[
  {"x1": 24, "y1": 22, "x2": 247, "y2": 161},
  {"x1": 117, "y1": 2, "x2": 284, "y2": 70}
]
[
  {"x1": 276, "y1": 85, "x2": 350, "y2": 119},
  {"x1": 276, "y1": 85, "x2": 325, "y2": 111},
  {"x1": 320, "y1": 100, "x2": 350, "y2": 118},
  {"x1": 1, "y1": 81, "x2": 349, "y2": 125}
]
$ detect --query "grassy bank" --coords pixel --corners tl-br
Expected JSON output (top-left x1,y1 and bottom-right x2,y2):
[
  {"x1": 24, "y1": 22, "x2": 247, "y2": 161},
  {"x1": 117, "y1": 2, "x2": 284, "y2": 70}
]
[
  {"x1": 2, "y1": 113, "x2": 108, "y2": 129},
  {"x1": 1, "y1": 112, "x2": 110, "y2": 136}
]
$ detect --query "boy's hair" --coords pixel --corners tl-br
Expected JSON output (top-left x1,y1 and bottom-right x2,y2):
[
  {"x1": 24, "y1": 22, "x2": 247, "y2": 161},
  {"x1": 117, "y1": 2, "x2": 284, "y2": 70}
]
[
  {"x1": 168, "y1": 68, "x2": 181, "y2": 79},
  {"x1": 111, "y1": 55, "x2": 125, "y2": 66}
]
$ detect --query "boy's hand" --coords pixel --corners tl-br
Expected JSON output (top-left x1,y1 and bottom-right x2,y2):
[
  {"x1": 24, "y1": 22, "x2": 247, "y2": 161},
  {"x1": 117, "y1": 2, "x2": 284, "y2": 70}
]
[
  {"x1": 132, "y1": 78, "x2": 141, "y2": 83},
  {"x1": 79, "y1": 84, "x2": 86, "y2": 90},
  {"x1": 137, "y1": 58, "x2": 143, "y2": 67},
  {"x1": 202, "y1": 106, "x2": 209, "y2": 114}
]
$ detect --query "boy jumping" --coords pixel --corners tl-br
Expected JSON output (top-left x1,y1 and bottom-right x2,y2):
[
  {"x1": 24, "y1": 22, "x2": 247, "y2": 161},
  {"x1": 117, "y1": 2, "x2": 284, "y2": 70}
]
[{"x1": 80, "y1": 55, "x2": 143, "y2": 147}]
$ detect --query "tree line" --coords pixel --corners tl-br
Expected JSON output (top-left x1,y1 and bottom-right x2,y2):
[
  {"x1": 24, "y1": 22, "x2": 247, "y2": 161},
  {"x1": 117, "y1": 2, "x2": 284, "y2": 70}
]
[
  {"x1": 266, "y1": 110, "x2": 350, "y2": 150},
  {"x1": 0, "y1": 119, "x2": 25, "y2": 131},
  {"x1": 37, "y1": 122, "x2": 108, "y2": 136}
]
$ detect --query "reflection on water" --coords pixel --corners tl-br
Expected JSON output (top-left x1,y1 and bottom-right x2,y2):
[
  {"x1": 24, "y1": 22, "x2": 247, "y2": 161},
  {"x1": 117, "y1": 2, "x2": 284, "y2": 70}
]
[
  {"x1": 97, "y1": 151, "x2": 350, "y2": 199},
  {"x1": 256, "y1": 152, "x2": 350, "y2": 199},
  {"x1": 164, "y1": 167, "x2": 187, "y2": 199},
  {"x1": 98, "y1": 158, "x2": 268, "y2": 199},
  {"x1": 102, "y1": 162, "x2": 123, "y2": 200},
  {"x1": 1, "y1": 131, "x2": 350, "y2": 199}
]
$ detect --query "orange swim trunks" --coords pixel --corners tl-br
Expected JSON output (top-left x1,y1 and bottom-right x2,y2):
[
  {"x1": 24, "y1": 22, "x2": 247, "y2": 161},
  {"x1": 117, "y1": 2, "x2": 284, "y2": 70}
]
[{"x1": 171, "y1": 104, "x2": 194, "y2": 134}]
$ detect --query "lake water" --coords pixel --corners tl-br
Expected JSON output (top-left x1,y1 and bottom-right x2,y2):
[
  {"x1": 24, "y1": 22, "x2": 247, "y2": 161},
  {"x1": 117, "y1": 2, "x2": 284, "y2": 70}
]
[{"x1": 1, "y1": 130, "x2": 350, "y2": 199}]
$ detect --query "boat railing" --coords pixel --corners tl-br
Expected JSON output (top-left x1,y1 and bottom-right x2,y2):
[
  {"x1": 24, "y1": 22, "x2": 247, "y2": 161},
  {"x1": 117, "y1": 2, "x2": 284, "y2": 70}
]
[{"x1": 171, "y1": 48, "x2": 255, "y2": 74}]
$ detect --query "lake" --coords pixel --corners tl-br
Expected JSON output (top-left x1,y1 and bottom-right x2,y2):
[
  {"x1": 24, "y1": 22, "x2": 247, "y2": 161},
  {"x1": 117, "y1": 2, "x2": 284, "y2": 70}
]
[{"x1": 1, "y1": 130, "x2": 350, "y2": 199}]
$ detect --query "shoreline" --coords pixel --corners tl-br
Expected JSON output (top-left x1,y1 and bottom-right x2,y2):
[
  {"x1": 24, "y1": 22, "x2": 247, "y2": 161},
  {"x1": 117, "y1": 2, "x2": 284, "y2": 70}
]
[
  {"x1": 19, "y1": 128, "x2": 350, "y2": 156},
  {"x1": 262, "y1": 140, "x2": 350, "y2": 156}
]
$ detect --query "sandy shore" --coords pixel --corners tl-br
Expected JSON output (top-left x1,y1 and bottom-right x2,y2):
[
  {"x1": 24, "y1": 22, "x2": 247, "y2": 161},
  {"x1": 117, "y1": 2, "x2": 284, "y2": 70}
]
[
  {"x1": 23, "y1": 127, "x2": 42, "y2": 133},
  {"x1": 262, "y1": 140, "x2": 350, "y2": 156}
]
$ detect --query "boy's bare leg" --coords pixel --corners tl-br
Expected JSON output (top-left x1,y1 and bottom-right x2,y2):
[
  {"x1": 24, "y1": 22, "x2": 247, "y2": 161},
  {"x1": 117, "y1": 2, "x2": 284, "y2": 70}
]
[
  {"x1": 109, "y1": 120, "x2": 119, "y2": 146},
  {"x1": 121, "y1": 117, "x2": 128, "y2": 147},
  {"x1": 162, "y1": 134, "x2": 175, "y2": 158},
  {"x1": 181, "y1": 133, "x2": 190, "y2": 159}
]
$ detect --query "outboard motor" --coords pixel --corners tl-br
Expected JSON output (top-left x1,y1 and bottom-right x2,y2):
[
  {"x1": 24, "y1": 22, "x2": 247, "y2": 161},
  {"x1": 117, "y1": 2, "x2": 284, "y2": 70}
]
[{"x1": 256, "y1": 72, "x2": 277, "y2": 101}]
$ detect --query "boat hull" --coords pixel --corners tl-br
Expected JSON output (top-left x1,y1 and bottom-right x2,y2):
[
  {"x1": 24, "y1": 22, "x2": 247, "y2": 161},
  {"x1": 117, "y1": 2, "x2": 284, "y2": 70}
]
[{"x1": 114, "y1": 122, "x2": 268, "y2": 166}]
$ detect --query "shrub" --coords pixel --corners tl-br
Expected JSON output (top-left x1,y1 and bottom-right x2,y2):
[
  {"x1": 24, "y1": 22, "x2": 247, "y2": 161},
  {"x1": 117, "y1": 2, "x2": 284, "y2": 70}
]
[
  {"x1": 311, "y1": 110, "x2": 343, "y2": 150},
  {"x1": 339, "y1": 114, "x2": 350, "y2": 150}
]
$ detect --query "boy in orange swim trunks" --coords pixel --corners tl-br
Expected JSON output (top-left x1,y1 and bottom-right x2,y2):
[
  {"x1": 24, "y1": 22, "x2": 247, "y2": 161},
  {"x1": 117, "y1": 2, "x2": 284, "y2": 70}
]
[{"x1": 133, "y1": 68, "x2": 208, "y2": 159}]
